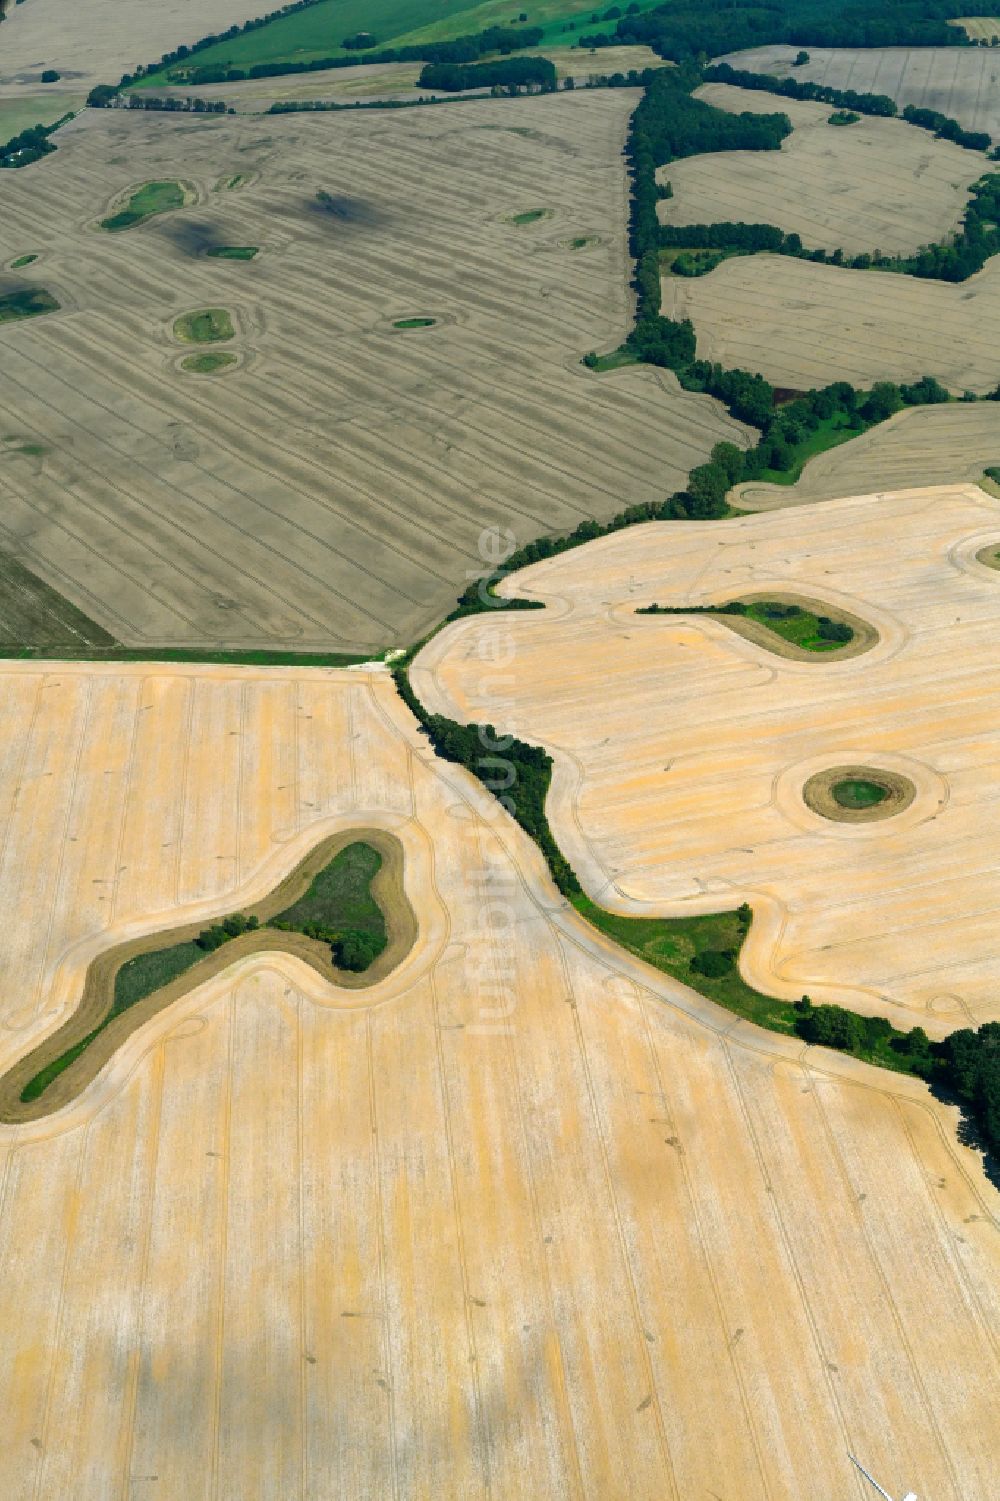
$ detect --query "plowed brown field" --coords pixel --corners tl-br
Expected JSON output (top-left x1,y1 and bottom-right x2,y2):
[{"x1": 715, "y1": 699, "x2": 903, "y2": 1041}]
[{"x1": 0, "y1": 659, "x2": 995, "y2": 1498}]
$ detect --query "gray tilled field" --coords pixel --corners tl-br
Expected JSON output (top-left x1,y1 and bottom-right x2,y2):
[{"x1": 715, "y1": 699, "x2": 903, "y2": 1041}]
[{"x1": 0, "y1": 96, "x2": 751, "y2": 652}]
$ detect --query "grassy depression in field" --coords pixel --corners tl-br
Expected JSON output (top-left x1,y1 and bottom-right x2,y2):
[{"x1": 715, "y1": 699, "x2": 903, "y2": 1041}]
[
  {"x1": 100, "y1": 180, "x2": 186, "y2": 231},
  {"x1": 205, "y1": 244, "x2": 258, "y2": 260},
  {"x1": 0, "y1": 288, "x2": 58, "y2": 322},
  {"x1": 3, "y1": 832, "x2": 411, "y2": 1120},
  {"x1": 638, "y1": 595, "x2": 867, "y2": 657},
  {"x1": 181, "y1": 351, "x2": 237, "y2": 374},
  {"x1": 9, "y1": 254, "x2": 37, "y2": 269},
  {"x1": 392, "y1": 316, "x2": 436, "y2": 329},
  {"x1": 172, "y1": 307, "x2": 234, "y2": 343},
  {"x1": 803, "y1": 765, "x2": 917, "y2": 823}
]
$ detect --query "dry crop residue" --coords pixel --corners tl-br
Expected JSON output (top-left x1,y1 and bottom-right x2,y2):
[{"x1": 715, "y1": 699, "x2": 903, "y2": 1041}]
[
  {"x1": 0, "y1": 660, "x2": 995, "y2": 1497},
  {"x1": 0, "y1": 95, "x2": 752, "y2": 654},
  {"x1": 413, "y1": 483, "x2": 1000, "y2": 1036},
  {"x1": 719, "y1": 42, "x2": 1000, "y2": 144},
  {"x1": 660, "y1": 82, "x2": 976, "y2": 258},
  {"x1": 664, "y1": 252, "x2": 1000, "y2": 394}
]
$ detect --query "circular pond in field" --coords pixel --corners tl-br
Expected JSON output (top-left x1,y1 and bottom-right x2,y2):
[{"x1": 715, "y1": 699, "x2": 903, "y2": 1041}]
[{"x1": 803, "y1": 765, "x2": 916, "y2": 823}]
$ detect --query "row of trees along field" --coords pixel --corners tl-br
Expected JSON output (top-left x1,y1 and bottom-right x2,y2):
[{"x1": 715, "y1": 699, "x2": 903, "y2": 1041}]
[
  {"x1": 91, "y1": 22, "x2": 545, "y2": 97},
  {"x1": 583, "y1": 0, "x2": 972, "y2": 63}
]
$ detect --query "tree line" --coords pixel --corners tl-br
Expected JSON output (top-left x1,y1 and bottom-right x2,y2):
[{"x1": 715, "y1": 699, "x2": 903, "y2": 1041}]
[
  {"x1": 417, "y1": 56, "x2": 556, "y2": 93},
  {"x1": 0, "y1": 115, "x2": 69, "y2": 169},
  {"x1": 581, "y1": 0, "x2": 970, "y2": 65}
]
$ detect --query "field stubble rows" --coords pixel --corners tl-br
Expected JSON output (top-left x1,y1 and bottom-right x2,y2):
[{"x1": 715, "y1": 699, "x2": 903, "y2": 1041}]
[
  {"x1": 721, "y1": 42, "x2": 1000, "y2": 143},
  {"x1": 664, "y1": 250, "x2": 1000, "y2": 394},
  {"x1": 0, "y1": 661, "x2": 994, "y2": 1498},
  {"x1": 660, "y1": 83, "x2": 978, "y2": 258},
  {"x1": 0, "y1": 96, "x2": 751, "y2": 652}
]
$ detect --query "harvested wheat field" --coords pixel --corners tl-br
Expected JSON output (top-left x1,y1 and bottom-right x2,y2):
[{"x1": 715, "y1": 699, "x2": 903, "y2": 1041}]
[
  {"x1": 731, "y1": 401, "x2": 1000, "y2": 509},
  {"x1": 664, "y1": 251, "x2": 1000, "y2": 393},
  {"x1": 659, "y1": 83, "x2": 976, "y2": 257},
  {"x1": 0, "y1": 96, "x2": 750, "y2": 653},
  {"x1": 415, "y1": 483, "x2": 1000, "y2": 1037},
  {"x1": 951, "y1": 16, "x2": 1000, "y2": 42},
  {"x1": 0, "y1": 659, "x2": 995, "y2": 1499},
  {"x1": 721, "y1": 42, "x2": 1000, "y2": 143}
]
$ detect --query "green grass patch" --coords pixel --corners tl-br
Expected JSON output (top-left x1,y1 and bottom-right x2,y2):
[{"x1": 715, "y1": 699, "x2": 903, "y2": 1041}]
[
  {"x1": 572, "y1": 893, "x2": 929, "y2": 1076},
  {"x1": 0, "y1": 645, "x2": 373, "y2": 666},
  {"x1": 639, "y1": 598, "x2": 853, "y2": 652},
  {"x1": 583, "y1": 346, "x2": 640, "y2": 373},
  {"x1": 274, "y1": 841, "x2": 386, "y2": 939},
  {"x1": 20, "y1": 1027, "x2": 104, "y2": 1103},
  {"x1": 754, "y1": 413, "x2": 866, "y2": 485},
  {"x1": 0, "y1": 288, "x2": 59, "y2": 322},
  {"x1": 100, "y1": 180, "x2": 185, "y2": 231},
  {"x1": 573, "y1": 894, "x2": 796, "y2": 1032},
  {"x1": 206, "y1": 245, "x2": 259, "y2": 260},
  {"x1": 741, "y1": 601, "x2": 851, "y2": 651},
  {"x1": 393, "y1": 316, "x2": 436, "y2": 328},
  {"x1": 509, "y1": 209, "x2": 548, "y2": 226},
  {"x1": 832, "y1": 778, "x2": 889, "y2": 810},
  {"x1": 173, "y1": 307, "x2": 235, "y2": 344},
  {"x1": 10, "y1": 254, "x2": 38, "y2": 269},
  {"x1": 181, "y1": 352, "x2": 237, "y2": 374}
]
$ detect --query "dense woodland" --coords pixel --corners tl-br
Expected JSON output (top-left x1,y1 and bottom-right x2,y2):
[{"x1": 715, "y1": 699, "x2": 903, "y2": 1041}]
[
  {"x1": 584, "y1": 0, "x2": 970, "y2": 62},
  {"x1": 417, "y1": 55, "x2": 556, "y2": 92}
]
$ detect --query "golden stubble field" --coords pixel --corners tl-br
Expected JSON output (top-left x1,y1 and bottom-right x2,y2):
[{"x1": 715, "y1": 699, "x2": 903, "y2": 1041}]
[
  {"x1": 415, "y1": 483, "x2": 1000, "y2": 1038},
  {"x1": 659, "y1": 82, "x2": 977, "y2": 257},
  {"x1": 0, "y1": 659, "x2": 996, "y2": 1499},
  {"x1": 0, "y1": 96, "x2": 751, "y2": 652},
  {"x1": 731, "y1": 400, "x2": 1000, "y2": 509},
  {"x1": 721, "y1": 42, "x2": 1000, "y2": 143},
  {"x1": 664, "y1": 250, "x2": 1000, "y2": 393}
]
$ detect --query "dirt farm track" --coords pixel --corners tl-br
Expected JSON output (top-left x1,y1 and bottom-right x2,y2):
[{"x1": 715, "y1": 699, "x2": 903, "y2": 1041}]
[
  {"x1": 0, "y1": 659, "x2": 994, "y2": 1498},
  {"x1": 0, "y1": 97, "x2": 750, "y2": 653}
]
